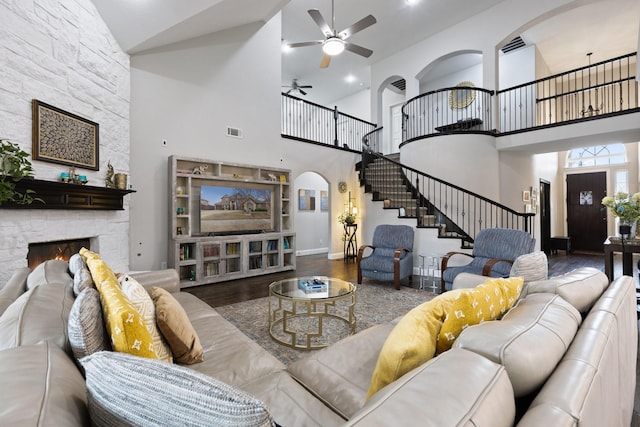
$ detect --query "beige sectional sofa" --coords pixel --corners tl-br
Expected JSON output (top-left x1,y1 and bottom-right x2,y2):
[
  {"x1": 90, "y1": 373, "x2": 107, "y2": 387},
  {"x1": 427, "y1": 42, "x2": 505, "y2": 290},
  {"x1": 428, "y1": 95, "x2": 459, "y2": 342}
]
[{"x1": 0, "y1": 258, "x2": 636, "y2": 426}]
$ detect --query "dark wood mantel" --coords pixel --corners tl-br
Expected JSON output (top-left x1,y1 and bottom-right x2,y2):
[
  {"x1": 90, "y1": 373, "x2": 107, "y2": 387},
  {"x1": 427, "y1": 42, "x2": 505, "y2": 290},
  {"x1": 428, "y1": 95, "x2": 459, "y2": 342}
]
[{"x1": 1, "y1": 178, "x2": 135, "y2": 210}]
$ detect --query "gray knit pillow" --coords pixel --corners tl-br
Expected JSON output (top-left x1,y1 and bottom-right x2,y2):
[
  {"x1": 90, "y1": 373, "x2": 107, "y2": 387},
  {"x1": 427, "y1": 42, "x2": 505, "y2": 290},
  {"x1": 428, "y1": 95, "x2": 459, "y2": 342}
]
[
  {"x1": 80, "y1": 351, "x2": 276, "y2": 427},
  {"x1": 509, "y1": 251, "x2": 548, "y2": 283},
  {"x1": 68, "y1": 288, "x2": 110, "y2": 361},
  {"x1": 68, "y1": 253, "x2": 86, "y2": 276},
  {"x1": 73, "y1": 266, "x2": 94, "y2": 297}
]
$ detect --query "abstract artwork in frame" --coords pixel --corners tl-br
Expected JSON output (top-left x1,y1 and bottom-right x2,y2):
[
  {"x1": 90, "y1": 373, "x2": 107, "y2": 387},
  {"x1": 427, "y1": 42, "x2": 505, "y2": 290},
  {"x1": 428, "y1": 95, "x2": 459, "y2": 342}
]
[
  {"x1": 299, "y1": 189, "x2": 315, "y2": 211},
  {"x1": 32, "y1": 99, "x2": 99, "y2": 170},
  {"x1": 320, "y1": 190, "x2": 328, "y2": 211}
]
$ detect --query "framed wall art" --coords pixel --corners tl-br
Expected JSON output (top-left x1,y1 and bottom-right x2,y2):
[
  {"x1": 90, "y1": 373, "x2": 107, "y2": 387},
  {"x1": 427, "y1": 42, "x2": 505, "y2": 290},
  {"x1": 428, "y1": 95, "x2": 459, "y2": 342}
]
[
  {"x1": 320, "y1": 190, "x2": 328, "y2": 211},
  {"x1": 32, "y1": 99, "x2": 99, "y2": 170},
  {"x1": 298, "y1": 189, "x2": 315, "y2": 211},
  {"x1": 449, "y1": 81, "x2": 476, "y2": 109}
]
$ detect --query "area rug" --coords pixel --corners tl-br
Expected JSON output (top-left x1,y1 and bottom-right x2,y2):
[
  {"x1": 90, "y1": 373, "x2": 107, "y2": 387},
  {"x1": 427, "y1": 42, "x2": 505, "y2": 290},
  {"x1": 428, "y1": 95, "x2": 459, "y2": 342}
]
[{"x1": 215, "y1": 281, "x2": 436, "y2": 364}]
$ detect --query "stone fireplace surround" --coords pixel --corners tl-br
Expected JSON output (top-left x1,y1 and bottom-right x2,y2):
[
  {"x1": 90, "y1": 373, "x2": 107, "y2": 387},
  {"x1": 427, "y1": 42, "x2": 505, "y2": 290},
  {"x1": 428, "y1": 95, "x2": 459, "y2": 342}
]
[
  {"x1": 0, "y1": 209, "x2": 130, "y2": 285},
  {"x1": 0, "y1": 0, "x2": 132, "y2": 286}
]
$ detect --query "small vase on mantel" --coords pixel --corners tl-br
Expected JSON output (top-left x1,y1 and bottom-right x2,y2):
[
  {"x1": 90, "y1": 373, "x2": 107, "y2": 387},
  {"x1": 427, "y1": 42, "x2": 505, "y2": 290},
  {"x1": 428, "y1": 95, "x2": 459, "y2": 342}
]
[{"x1": 618, "y1": 219, "x2": 637, "y2": 238}]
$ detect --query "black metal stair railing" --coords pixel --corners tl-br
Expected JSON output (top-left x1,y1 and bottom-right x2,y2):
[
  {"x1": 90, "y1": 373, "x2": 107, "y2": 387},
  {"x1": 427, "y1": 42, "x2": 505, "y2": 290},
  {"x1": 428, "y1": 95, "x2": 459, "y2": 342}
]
[
  {"x1": 362, "y1": 127, "x2": 535, "y2": 244},
  {"x1": 281, "y1": 93, "x2": 377, "y2": 152}
]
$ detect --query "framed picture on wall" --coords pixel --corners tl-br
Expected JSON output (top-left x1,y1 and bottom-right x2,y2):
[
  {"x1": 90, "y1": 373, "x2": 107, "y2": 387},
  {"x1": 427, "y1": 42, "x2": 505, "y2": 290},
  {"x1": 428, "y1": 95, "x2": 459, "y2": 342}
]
[
  {"x1": 299, "y1": 189, "x2": 315, "y2": 211},
  {"x1": 320, "y1": 190, "x2": 328, "y2": 211},
  {"x1": 32, "y1": 99, "x2": 99, "y2": 170}
]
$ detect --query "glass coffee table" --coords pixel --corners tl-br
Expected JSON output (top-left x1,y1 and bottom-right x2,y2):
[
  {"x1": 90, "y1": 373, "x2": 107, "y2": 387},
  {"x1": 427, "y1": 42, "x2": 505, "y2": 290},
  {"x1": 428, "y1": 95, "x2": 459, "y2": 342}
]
[{"x1": 268, "y1": 276, "x2": 356, "y2": 350}]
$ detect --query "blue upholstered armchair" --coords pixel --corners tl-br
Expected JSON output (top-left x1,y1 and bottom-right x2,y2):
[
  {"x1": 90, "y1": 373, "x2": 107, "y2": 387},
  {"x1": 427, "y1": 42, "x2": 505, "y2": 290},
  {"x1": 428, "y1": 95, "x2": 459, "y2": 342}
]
[
  {"x1": 440, "y1": 228, "x2": 535, "y2": 292},
  {"x1": 357, "y1": 225, "x2": 414, "y2": 290}
]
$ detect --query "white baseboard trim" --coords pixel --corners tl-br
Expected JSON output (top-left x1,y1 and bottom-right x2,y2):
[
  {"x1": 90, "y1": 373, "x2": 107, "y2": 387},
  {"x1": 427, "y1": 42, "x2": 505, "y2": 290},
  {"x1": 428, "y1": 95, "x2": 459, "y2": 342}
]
[
  {"x1": 296, "y1": 248, "x2": 329, "y2": 256},
  {"x1": 328, "y1": 252, "x2": 345, "y2": 260}
]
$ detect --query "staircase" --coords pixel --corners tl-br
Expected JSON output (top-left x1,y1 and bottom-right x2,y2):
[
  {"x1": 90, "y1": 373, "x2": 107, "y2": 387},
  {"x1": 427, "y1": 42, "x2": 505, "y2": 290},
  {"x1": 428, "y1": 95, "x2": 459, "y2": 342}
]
[
  {"x1": 361, "y1": 156, "x2": 470, "y2": 246},
  {"x1": 358, "y1": 130, "x2": 534, "y2": 246}
]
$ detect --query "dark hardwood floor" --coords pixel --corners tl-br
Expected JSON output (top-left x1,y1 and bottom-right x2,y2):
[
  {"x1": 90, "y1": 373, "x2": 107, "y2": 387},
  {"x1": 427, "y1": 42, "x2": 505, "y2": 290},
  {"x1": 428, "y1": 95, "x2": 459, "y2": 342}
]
[{"x1": 185, "y1": 251, "x2": 627, "y2": 308}]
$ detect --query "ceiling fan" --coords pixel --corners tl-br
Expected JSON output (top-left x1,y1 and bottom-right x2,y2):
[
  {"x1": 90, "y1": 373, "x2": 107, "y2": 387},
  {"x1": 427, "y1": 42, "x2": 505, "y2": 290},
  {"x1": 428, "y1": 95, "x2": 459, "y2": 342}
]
[
  {"x1": 287, "y1": 0, "x2": 376, "y2": 68},
  {"x1": 283, "y1": 79, "x2": 313, "y2": 95}
]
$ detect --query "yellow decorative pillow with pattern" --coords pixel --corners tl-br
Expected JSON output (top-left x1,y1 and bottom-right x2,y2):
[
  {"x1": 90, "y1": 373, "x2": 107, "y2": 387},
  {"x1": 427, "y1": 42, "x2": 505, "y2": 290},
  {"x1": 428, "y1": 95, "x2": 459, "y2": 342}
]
[
  {"x1": 80, "y1": 248, "x2": 158, "y2": 359},
  {"x1": 366, "y1": 289, "x2": 465, "y2": 400},
  {"x1": 436, "y1": 277, "x2": 523, "y2": 354}
]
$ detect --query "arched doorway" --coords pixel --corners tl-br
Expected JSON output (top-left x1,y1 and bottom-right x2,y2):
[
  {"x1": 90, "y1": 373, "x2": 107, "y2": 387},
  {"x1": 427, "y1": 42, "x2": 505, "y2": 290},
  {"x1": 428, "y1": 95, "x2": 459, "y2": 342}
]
[{"x1": 294, "y1": 171, "x2": 330, "y2": 256}]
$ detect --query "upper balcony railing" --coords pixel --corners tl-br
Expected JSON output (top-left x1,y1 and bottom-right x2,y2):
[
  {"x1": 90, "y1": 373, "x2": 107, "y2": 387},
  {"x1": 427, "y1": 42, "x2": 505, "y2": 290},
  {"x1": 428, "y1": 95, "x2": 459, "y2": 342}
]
[
  {"x1": 402, "y1": 86, "x2": 495, "y2": 142},
  {"x1": 281, "y1": 93, "x2": 376, "y2": 152},
  {"x1": 498, "y1": 52, "x2": 638, "y2": 133},
  {"x1": 281, "y1": 53, "x2": 638, "y2": 149}
]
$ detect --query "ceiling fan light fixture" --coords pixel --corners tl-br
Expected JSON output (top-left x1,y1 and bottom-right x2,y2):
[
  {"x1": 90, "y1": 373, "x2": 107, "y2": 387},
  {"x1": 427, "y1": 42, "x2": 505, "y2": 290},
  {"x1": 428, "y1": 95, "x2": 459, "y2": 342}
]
[{"x1": 322, "y1": 37, "x2": 345, "y2": 56}]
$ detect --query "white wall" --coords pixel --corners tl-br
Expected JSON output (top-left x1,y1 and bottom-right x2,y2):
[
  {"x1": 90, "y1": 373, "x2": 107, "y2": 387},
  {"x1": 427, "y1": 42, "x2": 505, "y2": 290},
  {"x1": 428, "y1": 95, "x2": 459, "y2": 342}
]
[
  {"x1": 401, "y1": 134, "x2": 501, "y2": 201},
  {"x1": 421, "y1": 62, "x2": 483, "y2": 93},
  {"x1": 499, "y1": 45, "x2": 537, "y2": 88},
  {"x1": 130, "y1": 13, "x2": 360, "y2": 269},
  {"x1": 331, "y1": 89, "x2": 372, "y2": 123},
  {"x1": 294, "y1": 172, "x2": 329, "y2": 255},
  {"x1": 0, "y1": 0, "x2": 131, "y2": 283}
]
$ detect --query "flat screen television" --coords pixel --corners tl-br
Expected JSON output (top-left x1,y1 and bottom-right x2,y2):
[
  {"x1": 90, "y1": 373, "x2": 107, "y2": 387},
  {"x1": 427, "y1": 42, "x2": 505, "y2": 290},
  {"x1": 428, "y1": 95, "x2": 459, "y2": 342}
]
[{"x1": 200, "y1": 183, "x2": 274, "y2": 235}]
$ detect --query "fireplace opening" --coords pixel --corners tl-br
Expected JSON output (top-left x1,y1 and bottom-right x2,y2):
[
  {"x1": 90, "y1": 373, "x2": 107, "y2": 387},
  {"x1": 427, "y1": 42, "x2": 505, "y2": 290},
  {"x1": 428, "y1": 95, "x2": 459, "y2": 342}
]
[{"x1": 27, "y1": 238, "x2": 91, "y2": 269}]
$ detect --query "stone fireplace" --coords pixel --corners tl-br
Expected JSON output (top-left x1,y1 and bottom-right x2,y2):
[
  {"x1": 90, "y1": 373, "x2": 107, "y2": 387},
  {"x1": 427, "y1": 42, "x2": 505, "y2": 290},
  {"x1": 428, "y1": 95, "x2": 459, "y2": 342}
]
[
  {"x1": 0, "y1": 208, "x2": 131, "y2": 285},
  {"x1": 27, "y1": 238, "x2": 92, "y2": 269}
]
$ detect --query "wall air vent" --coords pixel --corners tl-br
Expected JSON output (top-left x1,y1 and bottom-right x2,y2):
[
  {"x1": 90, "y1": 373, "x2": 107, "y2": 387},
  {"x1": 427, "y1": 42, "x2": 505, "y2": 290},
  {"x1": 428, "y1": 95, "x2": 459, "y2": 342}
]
[
  {"x1": 501, "y1": 36, "x2": 526, "y2": 54},
  {"x1": 226, "y1": 126, "x2": 243, "y2": 138},
  {"x1": 389, "y1": 78, "x2": 406, "y2": 94}
]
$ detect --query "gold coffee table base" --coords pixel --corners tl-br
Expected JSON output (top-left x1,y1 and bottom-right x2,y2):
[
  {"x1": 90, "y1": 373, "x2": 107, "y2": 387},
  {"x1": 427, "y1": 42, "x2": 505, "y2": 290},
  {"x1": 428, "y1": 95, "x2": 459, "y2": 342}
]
[{"x1": 268, "y1": 277, "x2": 356, "y2": 350}]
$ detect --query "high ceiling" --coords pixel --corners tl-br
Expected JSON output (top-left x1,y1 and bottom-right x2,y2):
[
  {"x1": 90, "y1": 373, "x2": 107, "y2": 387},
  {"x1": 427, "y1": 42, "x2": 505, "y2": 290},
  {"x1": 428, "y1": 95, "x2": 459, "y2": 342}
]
[{"x1": 92, "y1": 0, "x2": 639, "y2": 106}]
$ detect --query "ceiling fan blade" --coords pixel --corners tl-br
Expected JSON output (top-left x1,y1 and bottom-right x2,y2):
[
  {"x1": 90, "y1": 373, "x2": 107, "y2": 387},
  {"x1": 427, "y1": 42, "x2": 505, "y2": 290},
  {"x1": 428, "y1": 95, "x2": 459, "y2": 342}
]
[
  {"x1": 286, "y1": 89, "x2": 292, "y2": 94},
  {"x1": 344, "y1": 42, "x2": 373, "y2": 58},
  {"x1": 288, "y1": 40, "x2": 323, "y2": 48},
  {"x1": 320, "y1": 54, "x2": 331, "y2": 68},
  {"x1": 299, "y1": 85, "x2": 313, "y2": 89},
  {"x1": 308, "y1": 9, "x2": 333, "y2": 37},
  {"x1": 299, "y1": 89, "x2": 307, "y2": 96},
  {"x1": 338, "y1": 15, "x2": 376, "y2": 39}
]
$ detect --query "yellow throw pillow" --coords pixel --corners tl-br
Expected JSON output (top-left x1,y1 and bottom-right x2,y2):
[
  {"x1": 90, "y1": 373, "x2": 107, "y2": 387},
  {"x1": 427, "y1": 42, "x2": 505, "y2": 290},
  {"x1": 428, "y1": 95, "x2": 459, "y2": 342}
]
[
  {"x1": 80, "y1": 248, "x2": 158, "y2": 359},
  {"x1": 436, "y1": 277, "x2": 523, "y2": 354},
  {"x1": 366, "y1": 290, "x2": 464, "y2": 400},
  {"x1": 120, "y1": 274, "x2": 173, "y2": 363}
]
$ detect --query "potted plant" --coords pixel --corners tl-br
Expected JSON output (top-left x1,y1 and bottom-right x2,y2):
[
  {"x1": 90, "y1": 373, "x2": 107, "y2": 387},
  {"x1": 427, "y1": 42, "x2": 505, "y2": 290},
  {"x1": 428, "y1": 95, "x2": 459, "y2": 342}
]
[
  {"x1": 338, "y1": 210, "x2": 357, "y2": 226},
  {"x1": 601, "y1": 192, "x2": 640, "y2": 236},
  {"x1": 0, "y1": 138, "x2": 40, "y2": 205}
]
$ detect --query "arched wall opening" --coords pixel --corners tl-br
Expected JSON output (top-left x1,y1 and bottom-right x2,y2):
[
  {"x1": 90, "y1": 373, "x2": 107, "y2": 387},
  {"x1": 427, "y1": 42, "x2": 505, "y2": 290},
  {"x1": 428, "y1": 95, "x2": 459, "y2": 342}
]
[
  {"x1": 293, "y1": 171, "x2": 330, "y2": 256},
  {"x1": 374, "y1": 75, "x2": 407, "y2": 155},
  {"x1": 416, "y1": 50, "x2": 483, "y2": 94}
]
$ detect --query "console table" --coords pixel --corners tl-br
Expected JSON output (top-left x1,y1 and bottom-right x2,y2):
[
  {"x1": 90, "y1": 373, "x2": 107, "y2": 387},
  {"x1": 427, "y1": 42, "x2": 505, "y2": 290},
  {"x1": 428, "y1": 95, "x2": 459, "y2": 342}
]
[
  {"x1": 603, "y1": 237, "x2": 640, "y2": 280},
  {"x1": 343, "y1": 224, "x2": 358, "y2": 262}
]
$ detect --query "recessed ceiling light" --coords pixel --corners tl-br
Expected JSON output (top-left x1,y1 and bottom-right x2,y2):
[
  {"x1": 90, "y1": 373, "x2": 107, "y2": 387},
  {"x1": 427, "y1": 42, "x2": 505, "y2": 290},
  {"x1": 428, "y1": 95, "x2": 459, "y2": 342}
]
[
  {"x1": 281, "y1": 40, "x2": 292, "y2": 53},
  {"x1": 345, "y1": 74, "x2": 357, "y2": 83},
  {"x1": 406, "y1": 0, "x2": 419, "y2": 4}
]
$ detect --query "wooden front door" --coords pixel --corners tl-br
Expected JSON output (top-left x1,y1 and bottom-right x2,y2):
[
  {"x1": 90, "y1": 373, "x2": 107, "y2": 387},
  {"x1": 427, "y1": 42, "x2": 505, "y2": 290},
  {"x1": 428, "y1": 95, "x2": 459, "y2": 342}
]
[{"x1": 566, "y1": 172, "x2": 607, "y2": 252}]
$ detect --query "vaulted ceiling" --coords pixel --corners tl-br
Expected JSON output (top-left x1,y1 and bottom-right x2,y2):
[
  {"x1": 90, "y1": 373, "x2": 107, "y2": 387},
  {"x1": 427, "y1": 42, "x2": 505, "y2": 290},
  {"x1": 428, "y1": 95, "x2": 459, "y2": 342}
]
[{"x1": 92, "y1": 0, "x2": 638, "y2": 105}]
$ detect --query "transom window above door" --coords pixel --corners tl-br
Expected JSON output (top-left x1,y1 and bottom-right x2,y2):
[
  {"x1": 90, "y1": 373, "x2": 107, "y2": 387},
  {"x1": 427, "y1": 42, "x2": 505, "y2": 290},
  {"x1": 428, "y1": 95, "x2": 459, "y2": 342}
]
[{"x1": 566, "y1": 144, "x2": 626, "y2": 168}]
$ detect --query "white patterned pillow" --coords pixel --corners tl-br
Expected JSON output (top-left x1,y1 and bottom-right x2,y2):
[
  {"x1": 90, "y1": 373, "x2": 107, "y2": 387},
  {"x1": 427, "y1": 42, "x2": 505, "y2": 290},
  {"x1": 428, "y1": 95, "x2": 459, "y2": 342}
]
[
  {"x1": 81, "y1": 351, "x2": 276, "y2": 427},
  {"x1": 73, "y1": 265, "x2": 94, "y2": 297},
  {"x1": 68, "y1": 288, "x2": 111, "y2": 360},
  {"x1": 119, "y1": 275, "x2": 173, "y2": 363},
  {"x1": 509, "y1": 251, "x2": 548, "y2": 283}
]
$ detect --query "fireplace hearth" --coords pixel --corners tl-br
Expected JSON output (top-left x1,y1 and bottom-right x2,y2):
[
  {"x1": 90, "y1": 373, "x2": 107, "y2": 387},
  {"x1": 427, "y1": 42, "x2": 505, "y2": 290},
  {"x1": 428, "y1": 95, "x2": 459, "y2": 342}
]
[{"x1": 27, "y1": 238, "x2": 91, "y2": 269}]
